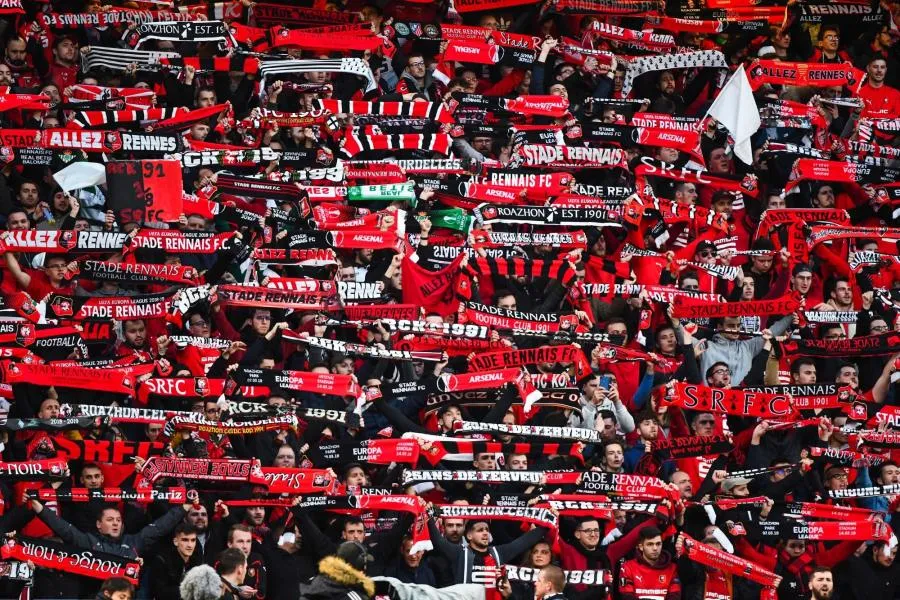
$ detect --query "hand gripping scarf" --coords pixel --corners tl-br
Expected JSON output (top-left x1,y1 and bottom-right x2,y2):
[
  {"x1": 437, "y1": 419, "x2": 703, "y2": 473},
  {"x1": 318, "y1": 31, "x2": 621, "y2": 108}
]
[
  {"x1": 0, "y1": 129, "x2": 180, "y2": 154},
  {"x1": 808, "y1": 446, "x2": 887, "y2": 468},
  {"x1": 402, "y1": 433, "x2": 584, "y2": 466},
  {"x1": 671, "y1": 292, "x2": 801, "y2": 319},
  {"x1": 424, "y1": 388, "x2": 582, "y2": 416},
  {"x1": 504, "y1": 565, "x2": 610, "y2": 588},
  {"x1": 679, "y1": 534, "x2": 779, "y2": 591},
  {"x1": 1, "y1": 537, "x2": 141, "y2": 584},
  {"x1": 785, "y1": 159, "x2": 900, "y2": 191},
  {"x1": 470, "y1": 230, "x2": 587, "y2": 249},
  {"x1": 124, "y1": 230, "x2": 240, "y2": 254},
  {"x1": 466, "y1": 256, "x2": 577, "y2": 287},
  {"x1": 452, "y1": 421, "x2": 604, "y2": 443},
  {"x1": 229, "y1": 368, "x2": 362, "y2": 398},
  {"x1": 1, "y1": 361, "x2": 134, "y2": 396},
  {"x1": 0, "y1": 94, "x2": 51, "y2": 112},
  {"x1": 472, "y1": 203, "x2": 622, "y2": 228},
  {"x1": 163, "y1": 414, "x2": 298, "y2": 440},
  {"x1": 68, "y1": 260, "x2": 199, "y2": 286},
  {"x1": 621, "y1": 50, "x2": 727, "y2": 95},
  {"x1": 755, "y1": 208, "x2": 850, "y2": 239},
  {"x1": 746, "y1": 59, "x2": 864, "y2": 91},
  {"x1": 0, "y1": 417, "x2": 105, "y2": 432},
  {"x1": 0, "y1": 459, "x2": 68, "y2": 481},
  {"x1": 634, "y1": 157, "x2": 760, "y2": 198},
  {"x1": 315, "y1": 99, "x2": 454, "y2": 124},
  {"x1": 657, "y1": 382, "x2": 799, "y2": 419},
  {"x1": 340, "y1": 133, "x2": 452, "y2": 157},
  {"x1": 249, "y1": 467, "x2": 338, "y2": 494},
  {"x1": 575, "y1": 471, "x2": 676, "y2": 500},
  {"x1": 781, "y1": 501, "x2": 880, "y2": 521},
  {"x1": 307, "y1": 439, "x2": 421, "y2": 466},
  {"x1": 756, "y1": 519, "x2": 890, "y2": 542},
  {"x1": 435, "y1": 504, "x2": 558, "y2": 534},
  {"x1": 512, "y1": 145, "x2": 627, "y2": 169},
  {"x1": 468, "y1": 345, "x2": 592, "y2": 380},
  {"x1": 439, "y1": 368, "x2": 542, "y2": 410},
  {"x1": 67, "y1": 84, "x2": 156, "y2": 108},
  {"x1": 141, "y1": 457, "x2": 258, "y2": 484},
  {"x1": 463, "y1": 301, "x2": 576, "y2": 334},
  {"x1": 651, "y1": 434, "x2": 734, "y2": 459},
  {"x1": 215, "y1": 284, "x2": 334, "y2": 311},
  {"x1": 45, "y1": 293, "x2": 174, "y2": 322},
  {"x1": 401, "y1": 469, "x2": 581, "y2": 486},
  {"x1": 257, "y1": 58, "x2": 377, "y2": 94},
  {"x1": 285, "y1": 333, "x2": 445, "y2": 363},
  {"x1": 347, "y1": 318, "x2": 489, "y2": 340},
  {"x1": 395, "y1": 336, "x2": 505, "y2": 357},
  {"x1": 741, "y1": 383, "x2": 850, "y2": 411},
  {"x1": 780, "y1": 332, "x2": 900, "y2": 358},
  {"x1": 37, "y1": 487, "x2": 187, "y2": 505},
  {"x1": 80, "y1": 47, "x2": 181, "y2": 72}
]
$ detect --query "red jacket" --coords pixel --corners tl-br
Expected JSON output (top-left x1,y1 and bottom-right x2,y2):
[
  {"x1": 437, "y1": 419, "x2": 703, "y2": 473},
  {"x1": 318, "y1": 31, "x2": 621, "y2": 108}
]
[{"x1": 619, "y1": 552, "x2": 681, "y2": 600}]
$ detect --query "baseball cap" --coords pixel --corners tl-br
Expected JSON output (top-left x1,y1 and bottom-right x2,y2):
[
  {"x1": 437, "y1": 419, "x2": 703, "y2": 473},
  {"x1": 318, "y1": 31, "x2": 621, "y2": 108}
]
[{"x1": 721, "y1": 476, "x2": 752, "y2": 492}]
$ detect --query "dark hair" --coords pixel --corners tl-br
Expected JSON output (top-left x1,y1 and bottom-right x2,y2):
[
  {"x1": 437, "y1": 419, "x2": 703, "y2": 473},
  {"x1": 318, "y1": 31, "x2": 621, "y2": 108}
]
[
  {"x1": 100, "y1": 577, "x2": 134, "y2": 598},
  {"x1": 216, "y1": 548, "x2": 246, "y2": 576},
  {"x1": 825, "y1": 276, "x2": 850, "y2": 300},
  {"x1": 705, "y1": 361, "x2": 729, "y2": 379},
  {"x1": 876, "y1": 461, "x2": 899, "y2": 483},
  {"x1": 175, "y1": 522, "x2": 199, "y2": 538},
  {"x1": 818, "y1": 24, "x2": 840, "y2": 41},
  {"x1": 819, "y1": 324, "x2": 844, "y2": 338},
  {"x1": 790, "y1": 358, "x2": 816, "y2": 375},
  {"x1": 343, "y1": 516, "x2": 365, "y2": 529},
  {"x1": 493, "y1": 289, "x2": 516, "y2": 304},
  {"x1": 678, "y1": 270, "x2": 700, "y2": 285},
  {"x1": 638, "y1": 525, "x2": 662, "y2": 541},
  {"x1": 810, "y1": 565, "x2": 832, "y2": 577}
]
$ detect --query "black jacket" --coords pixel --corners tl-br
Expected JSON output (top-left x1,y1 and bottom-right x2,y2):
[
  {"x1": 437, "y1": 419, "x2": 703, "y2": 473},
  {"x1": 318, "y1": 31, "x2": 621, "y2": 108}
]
[
  {"x1": 149, "y1": 543, "x2": 205, "y2": 600},
  {"x1": 298, "y1": 556, "x2": 375, "y2": 600},
  {"x1": 38, "y1": 505, "x2": 188, "y2": 559}
]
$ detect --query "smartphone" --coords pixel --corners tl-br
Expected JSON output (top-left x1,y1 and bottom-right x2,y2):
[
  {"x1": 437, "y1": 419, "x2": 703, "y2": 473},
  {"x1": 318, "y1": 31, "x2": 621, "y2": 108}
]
[{"x1": 598, "y1": 375, "x2": 611, "y2": 390}]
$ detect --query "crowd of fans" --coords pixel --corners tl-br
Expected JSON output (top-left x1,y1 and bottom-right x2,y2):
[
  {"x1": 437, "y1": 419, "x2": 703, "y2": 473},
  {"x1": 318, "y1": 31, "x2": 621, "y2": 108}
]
[{"x1": 0, "y1": 0, "x2": 899, "y2": 599}]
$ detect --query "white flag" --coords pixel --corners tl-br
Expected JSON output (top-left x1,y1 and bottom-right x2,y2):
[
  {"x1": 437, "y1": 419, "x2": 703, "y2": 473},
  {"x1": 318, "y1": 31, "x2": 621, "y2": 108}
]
[
  {"x1": 706, "y1": 64, "x2": 760, "y2": 165},
  {"x1": 52, "y1": 161, "x2": 106, "y2": 192}
]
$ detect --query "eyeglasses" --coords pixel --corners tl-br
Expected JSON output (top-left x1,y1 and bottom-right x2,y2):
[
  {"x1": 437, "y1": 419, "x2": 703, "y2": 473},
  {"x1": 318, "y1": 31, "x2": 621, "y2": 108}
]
[
  {"x1": 699, "y1": 250, "x2": 715, "y2": 258},
  {"x1": 824, "y1": 333, "x2": 847, "y2": 340},
  {"x1": 577, "y1": 528, "x2": 601, "y2": 535},
  {"x1": 871, "y1": 325, "x2": 889, "y2": 332},
  {"x1": 711, "y1": 368, "x2": 730, "y2": 376},
  {"x1": 409, "y1": 61, "x2": 426, "y2": 68},
  {"x1": 189, "y1": 318, "x2": 209, "y2": 327},
  {"x1": 824, "y1": 35, "x2": 839, "y2": 41},
  {"x1": 829, "y1": 472, "x2": 848, "y2": 480},
  {"x1": 255, "y1": 314, "x2": 272, "y2": 321}
]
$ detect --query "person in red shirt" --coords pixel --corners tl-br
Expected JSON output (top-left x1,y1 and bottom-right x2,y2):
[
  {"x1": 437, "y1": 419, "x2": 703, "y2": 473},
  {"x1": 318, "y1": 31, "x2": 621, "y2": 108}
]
[
  {"x1": 618, "y1": 525, "x2": 681, "y2": 600},
  {"x1": 2, "y1": 252, "x2": 74, "y2": 301},
  {"x1": 859, "y1": 57, "x2": 900, "y2": 120}
]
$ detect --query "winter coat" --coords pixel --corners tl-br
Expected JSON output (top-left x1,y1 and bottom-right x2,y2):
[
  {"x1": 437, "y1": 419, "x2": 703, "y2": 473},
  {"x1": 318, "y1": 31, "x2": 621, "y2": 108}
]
[{"x1": 298, "y1": 556, "x2": 375, "y2": 600}]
